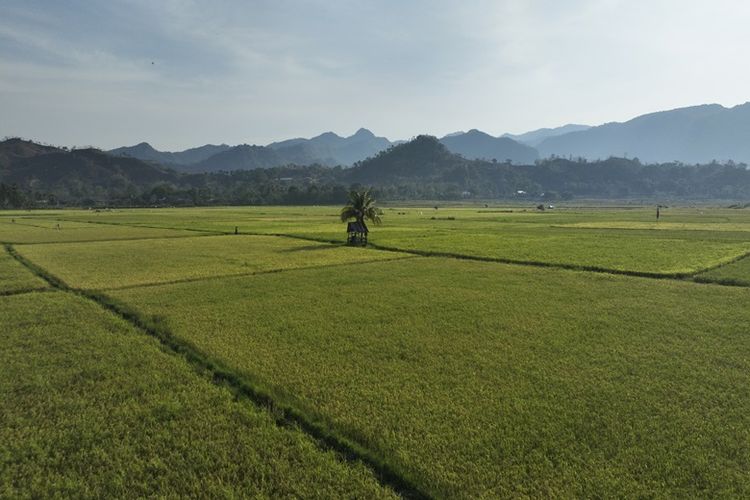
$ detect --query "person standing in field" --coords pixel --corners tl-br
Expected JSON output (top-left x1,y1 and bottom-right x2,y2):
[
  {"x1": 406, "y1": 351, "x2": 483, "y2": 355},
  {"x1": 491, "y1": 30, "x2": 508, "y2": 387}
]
[{"x1": 656, "y1": 206, "x2": 660, "y2": 220}]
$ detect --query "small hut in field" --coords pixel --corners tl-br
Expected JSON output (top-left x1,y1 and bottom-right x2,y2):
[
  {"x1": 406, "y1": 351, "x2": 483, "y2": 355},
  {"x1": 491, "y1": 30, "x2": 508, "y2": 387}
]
[{"x1": 346, "y1": 221, "x2": 368, "y2": 246}]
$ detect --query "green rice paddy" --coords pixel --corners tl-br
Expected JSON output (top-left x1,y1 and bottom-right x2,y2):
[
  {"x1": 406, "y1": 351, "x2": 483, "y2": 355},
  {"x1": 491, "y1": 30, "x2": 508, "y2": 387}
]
[
  {"x1": 696, "y1": 255, "x2": 750, "y2": 286},
  {"x1": 15, "y1": 234, "x2": 409, "y2": 290},
  {"x1": 0, "y1": 292, "x2": 394, "y2": 498},
  {"x1": 0, "y1": 217, "x2": 194, "y2": 244},
  {"x1": 2, "y1": 204, "x2": 750, "y2": 497},
  {"x1": 108, "y1": 259, "x2": 750, "y2": 497},
  {"x1": 29, "y1": 205, "x2": 750, "y2": 275},
  {"x1": 0, "y1": 246, "x2": 48, "y2": 294}
]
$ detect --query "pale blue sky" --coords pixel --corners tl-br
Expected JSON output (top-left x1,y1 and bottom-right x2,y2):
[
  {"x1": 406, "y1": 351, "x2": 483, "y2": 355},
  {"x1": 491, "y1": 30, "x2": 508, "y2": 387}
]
[{"x1": 2, "y1": 0, "x2": 750, "y2": 150}]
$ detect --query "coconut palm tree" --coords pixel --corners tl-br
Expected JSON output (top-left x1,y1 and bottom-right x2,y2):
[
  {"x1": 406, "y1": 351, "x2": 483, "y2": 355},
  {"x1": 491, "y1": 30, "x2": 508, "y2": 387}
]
[{"x1": 340, "y1": 189, "x2": 383, "y2": 227}]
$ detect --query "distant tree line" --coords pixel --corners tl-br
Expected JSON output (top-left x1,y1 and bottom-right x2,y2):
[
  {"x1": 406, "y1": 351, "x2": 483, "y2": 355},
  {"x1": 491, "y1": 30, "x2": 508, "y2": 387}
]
[
  {"x1": 0, "y1": 183, "x2": 32, "y2": 209},
  {"x1": 4, "y1": 158, "x2": 750, "y2": 209}
]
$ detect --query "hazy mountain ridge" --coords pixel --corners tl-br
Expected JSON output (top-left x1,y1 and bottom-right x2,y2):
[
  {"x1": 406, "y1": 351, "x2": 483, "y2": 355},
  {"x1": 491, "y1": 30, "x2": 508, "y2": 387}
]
[
  {"x1": 110, "y1": 128, "x2": 395, "y2": 171},
  {"x1": 503, "y1": 124, "x2": 591, "y2": 146},
  {"x1": 196, "y1": 128, "x2": 394, "y2": 170},
  {"x1": 108, "y1": 100, "x2": 750, "y2": 170},
  {"x1": 538, "y1": 103, "x2": 750, "y2": 163},
  {"x1": 21, "y1": 101, "x2": 750, "y2": 178},
  {"x1": 109, "y1": 142, "x2": 231, "y2": 165},
  {"x1": 188, "y1": 145, "x2": 289, "y2": 173},
  {"x1": 268, "y1": 128, "x2": 392, "y2": 166},
  {"x1": 108, "y1": 127, "x2": 535, "y2": 171},
  {"x1": 439, "y1": 129, "x2": 538, "y2": 164}
]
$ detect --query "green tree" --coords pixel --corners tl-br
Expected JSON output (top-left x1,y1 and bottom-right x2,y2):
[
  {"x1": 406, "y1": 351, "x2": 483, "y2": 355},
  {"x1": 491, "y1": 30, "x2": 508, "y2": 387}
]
[{"x1": 340, "y1": 189, "x2": 383, "y2": 228}]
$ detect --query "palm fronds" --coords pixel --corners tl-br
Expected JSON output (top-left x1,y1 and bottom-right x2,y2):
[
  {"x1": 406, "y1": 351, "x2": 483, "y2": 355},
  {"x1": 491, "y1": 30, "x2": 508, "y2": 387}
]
[{"x1": 340, "y1": 189, "x2": 383, "y2": 225}]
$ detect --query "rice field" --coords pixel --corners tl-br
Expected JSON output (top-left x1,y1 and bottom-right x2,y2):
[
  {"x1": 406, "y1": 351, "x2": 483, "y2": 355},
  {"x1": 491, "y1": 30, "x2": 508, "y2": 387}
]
[
  {"x1": 0, "y1": 291, "x2": 394, "y2": 498},
  {"x1": 696, "y1": 254, "x2": 750, "y2": 286},
  {"x1": 2, "y1": 203, "x2": 750, "y2": 497},
  {"x1": 15, "y1": 234, "x2": 410, "y2": 290},
  {"x1": 16, "y1": 205, "x2": 750, "y2": 275},
  {"x1": 0, "y1": 246, "x2": 48, "y2": 294},
  {"x1": 0, "y1": 217, "x2": 195, "y2": 244},
  {"x1": 107, "y1": 258, "x2": 750, "y2": 498}
]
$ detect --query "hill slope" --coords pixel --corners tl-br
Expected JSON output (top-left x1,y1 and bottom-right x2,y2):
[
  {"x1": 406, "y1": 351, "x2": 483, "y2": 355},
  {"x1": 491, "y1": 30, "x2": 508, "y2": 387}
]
[
  {"x1": 347, "y1": 135, "x2": 464, "y2": 184},
  {"x1": 187, "y1": 145, "x2": 288, "y2": 172},
  {"x1": 0, "y1": 139, "x2": 178, "y2": 200},
  {"x1": 439, "y1": 130, "x2": 538, "y2": 164},
  {"x1": 0, "y1": 138, "x2": 60, "y2": 165}
]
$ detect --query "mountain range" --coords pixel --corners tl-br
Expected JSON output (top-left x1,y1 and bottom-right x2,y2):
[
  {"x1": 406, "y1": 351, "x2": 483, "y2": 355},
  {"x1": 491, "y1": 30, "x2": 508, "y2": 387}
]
[
  {"x1": 7, "y1": 101, "x2": 750, "y2": 180},
  {"x1": 106, "y1": 102, "x2": 750, "y2": 171},
  {"x1": 109, "y1": 128, "x2": 543, "y2": 172},
  {"x1": 536, "y1": 103, "x2": 750, "y2": 163},
  {"x1": 110, "y1": 128, "x2": 397, "y2": 172},
  {"x1": 267, "y1": 128, "x2": 392, "y2": 166}
]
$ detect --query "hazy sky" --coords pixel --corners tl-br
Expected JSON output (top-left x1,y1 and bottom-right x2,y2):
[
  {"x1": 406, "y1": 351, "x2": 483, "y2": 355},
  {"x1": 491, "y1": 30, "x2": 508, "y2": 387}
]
[{"x1": 2, "y1": 0, "x2": 750, "y2": 150}]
